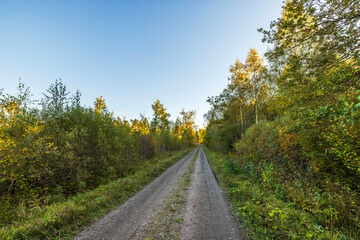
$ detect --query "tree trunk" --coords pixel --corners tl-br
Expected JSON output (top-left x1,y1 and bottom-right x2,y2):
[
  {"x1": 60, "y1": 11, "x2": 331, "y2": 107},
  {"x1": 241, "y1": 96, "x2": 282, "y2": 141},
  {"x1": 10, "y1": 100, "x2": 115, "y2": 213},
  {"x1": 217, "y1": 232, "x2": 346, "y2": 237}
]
[
  {"x1": 240, "y1": 104, "x2": 244, "y2": 132},
  {"x1": 255, "y1": 101, "x2": 258, "y2": 124}
]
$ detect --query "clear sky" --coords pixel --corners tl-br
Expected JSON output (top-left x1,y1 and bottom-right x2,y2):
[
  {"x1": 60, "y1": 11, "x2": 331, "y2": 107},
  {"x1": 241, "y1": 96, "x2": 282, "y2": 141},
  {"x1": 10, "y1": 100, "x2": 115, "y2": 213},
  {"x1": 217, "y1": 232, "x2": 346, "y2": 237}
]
[{"x1": 0, "y1": 0, "x2": 284, "y2": 127}]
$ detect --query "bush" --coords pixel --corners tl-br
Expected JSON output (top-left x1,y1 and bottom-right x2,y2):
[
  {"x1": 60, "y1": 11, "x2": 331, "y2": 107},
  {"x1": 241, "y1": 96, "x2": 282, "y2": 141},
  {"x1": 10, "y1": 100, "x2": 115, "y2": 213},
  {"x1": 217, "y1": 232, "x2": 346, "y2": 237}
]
[
  {"x1": 234, "y1": 117, "x2": 306, "y2": 172},
  {"x1": 229, "y1": 117, "x2": 360, "y2": 239},
  {"x1": 138, "y1": 134, "x2": 158, "y2": 160}
]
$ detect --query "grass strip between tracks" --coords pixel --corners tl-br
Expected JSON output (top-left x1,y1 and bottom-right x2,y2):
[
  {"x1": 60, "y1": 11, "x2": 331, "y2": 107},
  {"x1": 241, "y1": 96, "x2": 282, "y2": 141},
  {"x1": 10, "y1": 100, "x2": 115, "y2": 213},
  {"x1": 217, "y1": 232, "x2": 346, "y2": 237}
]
[{"x1": 0, "y1": 148, "x2": 194, "y2": 240}]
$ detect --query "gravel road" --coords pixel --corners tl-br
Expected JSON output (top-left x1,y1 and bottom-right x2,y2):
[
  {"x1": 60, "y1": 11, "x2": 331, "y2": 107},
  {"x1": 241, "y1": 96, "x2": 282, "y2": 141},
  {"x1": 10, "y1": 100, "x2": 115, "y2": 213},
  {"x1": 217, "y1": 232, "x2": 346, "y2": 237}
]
[
  {"x1": 181, "y1": 147, "x2": 244, "y2": 240},
  {"x1": 74, "y1": 147, "x2": 198, "y2": 240},
  {"x1": 74, "y1": 146, "x2": 244, "y2": 240}
]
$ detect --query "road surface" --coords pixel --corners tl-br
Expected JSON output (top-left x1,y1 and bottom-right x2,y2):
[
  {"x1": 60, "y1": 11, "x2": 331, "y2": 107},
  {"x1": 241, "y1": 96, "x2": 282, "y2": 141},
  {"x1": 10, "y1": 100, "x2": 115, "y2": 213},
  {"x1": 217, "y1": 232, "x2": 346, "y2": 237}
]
[
  {"x1": 74, "y1": 146, "x2": 244, "y2": 240},
  {"x1": 180, "y1": 147, "x2": 244, "y2": 240}
]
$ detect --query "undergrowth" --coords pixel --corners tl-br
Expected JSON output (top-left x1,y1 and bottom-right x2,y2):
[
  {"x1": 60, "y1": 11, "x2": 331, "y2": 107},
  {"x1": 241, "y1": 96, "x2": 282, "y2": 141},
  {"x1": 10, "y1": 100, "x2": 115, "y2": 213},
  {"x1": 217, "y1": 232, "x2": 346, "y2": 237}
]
[
  {"x1": 0, "y1": 148, "x2": 194, "y2": 240},
  {"x1": 205, "y1": 147, "x2": 360, "y2": 240}
]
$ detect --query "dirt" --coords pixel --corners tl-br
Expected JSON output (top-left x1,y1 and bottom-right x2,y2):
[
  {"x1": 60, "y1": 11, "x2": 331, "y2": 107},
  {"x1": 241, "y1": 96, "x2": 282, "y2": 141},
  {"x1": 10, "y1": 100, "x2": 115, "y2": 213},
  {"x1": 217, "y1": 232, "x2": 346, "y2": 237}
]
[{"x1": 74, "y1": 146, "x2": 244, "y2": 240}]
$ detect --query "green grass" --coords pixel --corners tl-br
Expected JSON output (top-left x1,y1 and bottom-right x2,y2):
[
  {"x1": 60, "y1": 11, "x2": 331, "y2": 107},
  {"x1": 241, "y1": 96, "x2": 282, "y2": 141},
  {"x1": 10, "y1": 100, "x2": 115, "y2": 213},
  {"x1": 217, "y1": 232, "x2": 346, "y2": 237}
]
[
  {"x1": 0, "y1": 148, "x2": 194, "y2": 240},
  {"x1": 204, "y1": 147, "x2": 360, "y2": 240}
]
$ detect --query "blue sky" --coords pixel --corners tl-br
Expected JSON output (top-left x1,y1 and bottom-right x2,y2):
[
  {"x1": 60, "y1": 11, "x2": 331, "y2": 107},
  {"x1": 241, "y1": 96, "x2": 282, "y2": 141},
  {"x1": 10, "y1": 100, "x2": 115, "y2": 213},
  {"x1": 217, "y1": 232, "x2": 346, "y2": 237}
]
[{"x1": 0, "y1": 0, "x2": 283, "y2": 127}]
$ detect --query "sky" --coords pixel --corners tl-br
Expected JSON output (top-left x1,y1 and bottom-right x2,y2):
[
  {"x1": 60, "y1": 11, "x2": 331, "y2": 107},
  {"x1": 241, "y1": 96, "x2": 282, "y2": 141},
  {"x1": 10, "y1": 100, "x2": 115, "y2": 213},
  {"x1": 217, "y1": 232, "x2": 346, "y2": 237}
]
[{"x1": 0, "y1": 0, "x2": 284, "y2": 128}]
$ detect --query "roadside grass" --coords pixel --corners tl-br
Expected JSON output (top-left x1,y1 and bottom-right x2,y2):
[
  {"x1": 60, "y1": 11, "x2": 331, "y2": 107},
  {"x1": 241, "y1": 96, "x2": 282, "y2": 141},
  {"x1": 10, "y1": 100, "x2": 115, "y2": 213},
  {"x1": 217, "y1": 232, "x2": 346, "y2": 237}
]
[
  {"x1": 0, "y1": 148, "x2": 194, "y2": 240},
  {"x1": 139, "y1": 147, "x2": 199, "y2": 240},
  {"x1": 205, "y1": 147, "x2": 360, "y2": 240}
]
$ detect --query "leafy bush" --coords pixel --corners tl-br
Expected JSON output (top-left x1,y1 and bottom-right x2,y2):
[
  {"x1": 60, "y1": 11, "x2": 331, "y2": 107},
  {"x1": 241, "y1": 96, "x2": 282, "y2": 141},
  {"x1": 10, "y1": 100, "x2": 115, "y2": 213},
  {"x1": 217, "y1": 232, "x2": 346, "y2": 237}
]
[
  {"x1": 229, "y1": 117, "x2": 360, "y2": 239},
  {"x1": 222, "y1": 157, "x2": 241, "y2": 174},
  {"x1": 296, "y1": 92, "x2": 360, "y2": 187},
  {"x1": 234, "y1": 117, "x2": 306, "y2": 172}
]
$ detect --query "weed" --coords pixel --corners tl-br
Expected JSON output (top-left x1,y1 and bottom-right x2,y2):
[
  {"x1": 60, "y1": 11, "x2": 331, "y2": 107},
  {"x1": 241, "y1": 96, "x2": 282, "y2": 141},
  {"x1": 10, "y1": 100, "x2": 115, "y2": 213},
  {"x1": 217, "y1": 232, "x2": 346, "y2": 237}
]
[{"x1": 174, "y1": 218, "x2": 183, "y2": 223}]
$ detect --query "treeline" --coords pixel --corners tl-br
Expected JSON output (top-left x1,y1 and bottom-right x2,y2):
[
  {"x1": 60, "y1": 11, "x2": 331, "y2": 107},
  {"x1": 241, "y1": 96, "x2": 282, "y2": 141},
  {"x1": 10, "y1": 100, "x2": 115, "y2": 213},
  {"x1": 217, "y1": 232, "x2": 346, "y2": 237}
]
[
  {"x1": 0, "y1": 80, "x2": 197, "y2": 198},
  {"x1": 205, "y1": 0, "x2": 359, "y2": 238}
]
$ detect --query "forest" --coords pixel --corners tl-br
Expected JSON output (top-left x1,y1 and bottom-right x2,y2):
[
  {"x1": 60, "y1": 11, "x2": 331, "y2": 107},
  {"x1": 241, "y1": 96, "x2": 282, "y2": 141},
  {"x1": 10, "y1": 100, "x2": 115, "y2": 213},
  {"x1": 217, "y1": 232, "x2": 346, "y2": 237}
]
[
  {"x1": 1, "y1": 0, "x2": 360, "y2": 239},
  {"x1": 0, "y1": 79, "x2": 198, "y2": 233},
  {"x1": 204, "y1": 0, "x2": 360, "y2": 239}
]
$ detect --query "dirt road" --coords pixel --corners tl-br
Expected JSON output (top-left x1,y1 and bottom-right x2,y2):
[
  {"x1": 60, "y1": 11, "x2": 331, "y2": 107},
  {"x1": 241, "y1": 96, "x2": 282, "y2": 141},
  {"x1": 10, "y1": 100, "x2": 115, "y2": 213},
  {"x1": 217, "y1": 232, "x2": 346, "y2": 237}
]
[
  {"x1": 74, "y1": 146, "x2": 244, "y2": 240},
  {"x1": 180, "y1": 147, "x2": 244, "y2": 240}
]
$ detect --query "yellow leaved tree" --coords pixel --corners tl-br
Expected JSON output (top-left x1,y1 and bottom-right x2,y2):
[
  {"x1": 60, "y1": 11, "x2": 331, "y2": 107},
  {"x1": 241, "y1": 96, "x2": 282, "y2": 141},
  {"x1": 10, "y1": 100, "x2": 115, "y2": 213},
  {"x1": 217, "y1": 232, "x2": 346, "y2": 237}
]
[
  {"x1": 0, "y1": 83, "x2": 53, "y2": 193},
  {"x1": 230, "y1": 48, "x2": 268, "y2": 124}
]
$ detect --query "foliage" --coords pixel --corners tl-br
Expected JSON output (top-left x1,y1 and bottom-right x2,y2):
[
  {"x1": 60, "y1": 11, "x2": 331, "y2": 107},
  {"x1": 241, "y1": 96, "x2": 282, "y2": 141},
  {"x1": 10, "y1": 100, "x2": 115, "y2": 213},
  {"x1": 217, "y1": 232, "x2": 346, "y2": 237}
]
[
  {"x1": 204, "y1": 49, "x2": 272, "y2": 152},
  {"x1": 233, "y1": 117, "x2": 306, "y2": 172},
  {"x1": 0, "y1": 148, "x2": 193, "y2": 239},
  {"x1": 204, "y1": 1, "x2": 360, "y2": 238},
  {"x1": 0, "y1": 83, "x2": 53, "y2": 194},
  {"x1": 177, "y1": 108, "x2": 197, "y2": 147},
  {"x1": 151, "y1": 99, "x2": 171, "y2": 133},
  {"x1": 229, "y1": 48, "x2": 268, "y2": 124},
  {"x1": 296, "y1": 91, "x2": 360, "y2": 186},
  {"x1": 0, "y1": 80, "x2": 194, "y2": 230},
  {"x1": 196, "y1": 128, "x2": 206, "y2": 144},
  {"x1": 256, "y1": 0, "x2": 360, "y2": 188},
  {"x1": 259, "y1": 0, "x2": 360, "y2": 68},
  {"x1": 220, "y1": 116, "x2": 360, "y2": 239},
  {"x1": 206, "y1": 148, "x2": 360, "y2": 240}
]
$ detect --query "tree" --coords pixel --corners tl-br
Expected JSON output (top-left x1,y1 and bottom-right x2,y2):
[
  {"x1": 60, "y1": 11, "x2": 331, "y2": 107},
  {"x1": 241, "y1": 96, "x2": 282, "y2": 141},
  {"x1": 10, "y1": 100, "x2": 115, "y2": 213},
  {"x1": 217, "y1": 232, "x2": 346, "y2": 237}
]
[
  {"x1": 94, "y1": 96, "x2": 107, "y2": 114},
  {"x1": 151, "y1": 99, "x2": 171, "y2": 134},
  {"x1": 179, "y1": 108, "x2": 197, "y2": 146},
  {"x1": 0, "y1": 82, "x2": 51, "y2": 193},
  {"x1": 230, "y1": 49, "x2": 267, "y2": 124},
  {"x1": 41, "y1": 79, "x2": 69, "y2": 116},
  {"x1": 131, "y1": 114, "x2": 150, "y2": 135},
  {"x1": 203, "y1": 50, "x2": 269, "y2": 151},
  {"x1": 197, "y1": 129, "x2": 206, "y2": 144},
  {"x1": 259, "y1": 0, "x2": 360, "y2": 68},
  {"x1": 260, "y1": 0, "x2": 360, "y2": 184},
  {"x1": 173, "y1": 117, "x2": 182, "y2": 138},
  {"x1": 180, "y1": 108, "x2": 196, "y2": 129},
  {"x1": 71, "y1": 90, "x2": 81, "y2": 108}
]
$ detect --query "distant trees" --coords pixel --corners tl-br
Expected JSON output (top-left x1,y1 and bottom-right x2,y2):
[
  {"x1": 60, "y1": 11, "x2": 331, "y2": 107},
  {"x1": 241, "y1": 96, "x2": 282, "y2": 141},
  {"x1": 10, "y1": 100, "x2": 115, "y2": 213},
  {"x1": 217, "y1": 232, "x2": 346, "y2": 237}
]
[
  {"x1": 41, "y1": 79, "x2": 69, "y2": 116},
  {"x1": 179, "y1": 108, "x2": 197, "y2": 147},
  {"x1": 94, "y1": 96, "x2": 107, "y2": 114}
]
